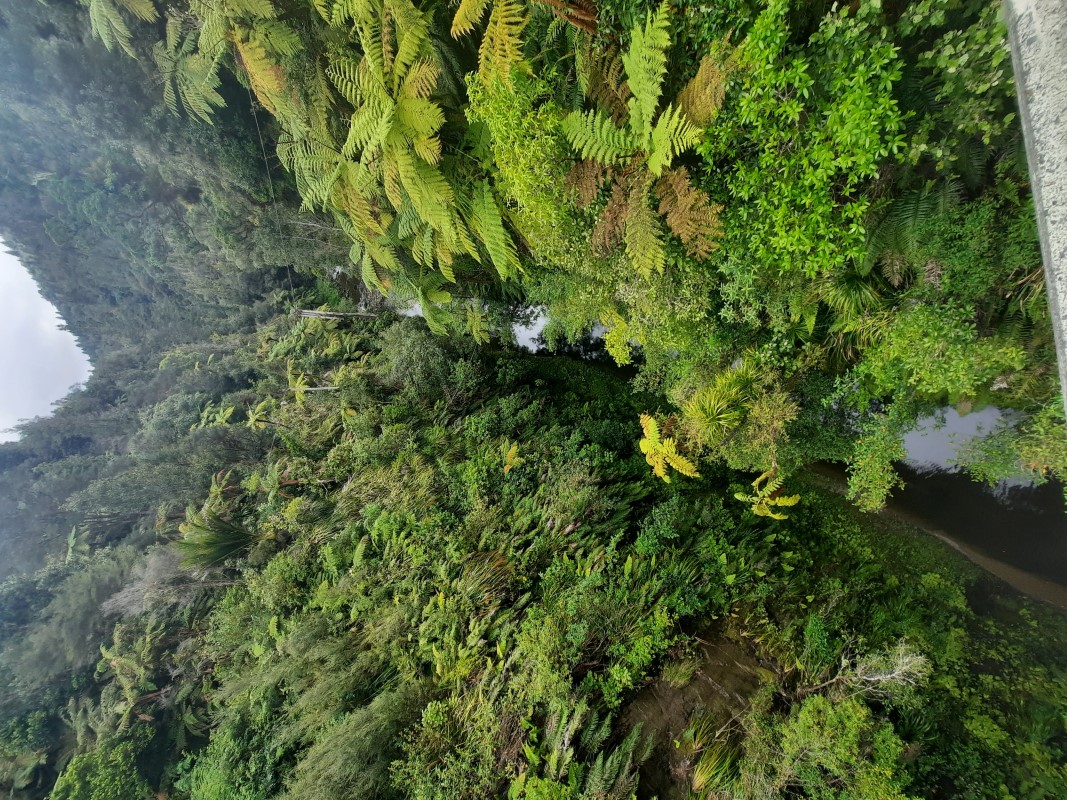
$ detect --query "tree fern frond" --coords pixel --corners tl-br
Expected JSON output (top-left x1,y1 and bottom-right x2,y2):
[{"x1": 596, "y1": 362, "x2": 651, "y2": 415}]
[
  {"x1": 566, "y1": 158, "x2": 612, "y2": 207},
  {"x1": 116, "y1": 0, "x2": 158, "y2": 23},
  {"x1": 397, "y1": 98, "x2": 444, "y2": 151},
  {"x1": 655, "y1": 167, "x2": 722, "y2": 259},
  {"x1": 388, "y1": 0, "x2": 432, "y2": 84},
  {"x1": 478, "y1": 0, "x2": 527, "y2": 81},
  {"x1": 471, "y1": 181, "x2": 521, "y2": 280},
  {"x1": 164, "y1": 13, "x2": 182, "y2": 50},
  {"x1": 359, "y1": 250, "x2": 391, "y2": 294},
  {"x1": 622, "y1": 1, "x2": 672, "y2": 144},
  {"x1": 452, "y1": 0, "x2": 492, "y2": 37},
  {"x1": 646, "y1": 103, "x2": 698, "y2": 176},
  {"x1": 83, "y1": 0, "x2": 137, "y2": 56},
  {"x1": 624, "y1": 174, "x2": 665, "y2": 277},
  {"x1": 256, "y1": 20, "x2": 301, "y2": 57},
  {"x1": 639, "y1": 413, "x2": 660, "y2": 448},
  {"x1": 676, "y1": 43, "x2": 734, "y2": 126},
  {"x1": 401, "y1": 59, "x2": 440, "y2": 100},
  {"x1": 591, "y1": 176, "x2": 628, "y2": 255},
  {"x1": 575, "y1": 34, "x2": 631, "y2": 122},
  {"x1": 220, "y1": 0, "x2": 278, "y2": 18},
  {"x1": 662, "y1": 438, "x2": 700, "y2": 478},
  {"x1": 233, "y1": 33, "x2": 285, "y2": 115},
  {"x1": 562, "y1": 109, "x2": 635, "y2": 165},
  {"x1": 326, "y1": 55, "x2": 362, "y2": 105}
]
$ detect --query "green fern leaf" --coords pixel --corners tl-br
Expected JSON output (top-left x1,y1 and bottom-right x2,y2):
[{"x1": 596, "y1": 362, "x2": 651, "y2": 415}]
[
  {"x1": 646, "y1": 104, "x2": 699, "y2": 176},
  {"x1": 478, "y1": 0, "x2": 527, "y2": 80},
  {"x1": 622, "y1": 1, "x2": 672, "y2": 144},
  {"x1": 117, "y1": 0, "x2": 158, "y2": 23},
  {"x1": 561, "y1": 109, "x2": 636, "y2": 165},
  {"x1": 471, "y1": 181, "x2": 521, "y2": 280},
  {"x1": 624, "y1": 175, "x2": 665, "y2": 277},
  {"x1": 451, "y1": 0, "x2": 492, "y2": 37}
]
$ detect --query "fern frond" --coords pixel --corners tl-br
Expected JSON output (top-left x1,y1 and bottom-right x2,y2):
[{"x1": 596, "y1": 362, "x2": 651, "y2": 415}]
[
  {"x1": 397, "y1": 97, "x2": 444, "y2": 150},
  {"x1": 326, "y1": 55, "x2": 362, "y2": 105},
  {"x1": 359, "y1": 249, "x2": 393, "y2": 294},
  {"x1": 471, "y1": 181, "x2": 521, "y2": 280},
  {"x1": 624, "y1": 174, "x2": 664, "y2": 277},
  {"x1": 233, "y1": 33, "x2": 285, "y2": 115},
  {"x1": 256, "y1": 20, "x2": 301, "y2": 57},
  {"x1": 662, "y1": 439, "x2": 700, "y2": 478},
  {"x1": 401, "y1": 59, "x2": 440, "y2": 100},
  {"x1": 676, "y1": 43, "x2": 734, "y2": 126},
  {"x1": 388, "y1": 0, "x2": 432, "y2": 84},
  {"x1": 116, "y1": 0, "x2": 158, "y2": 23},
  {"x1": 565, "y1": 158, "x2": 612, "y2": 207},
  {"x1": 622, "y1": 1, "x2": 672, "y2": 144},
  {"x1": 591, "y1": 176, "x2": 628, "y2": 255},
  {"x1": 646, "y1": 103, "x2": 698, "y2": 176},
  {"x1": 655, "y1": 167, "x2": 722, "y2": 259},
  {"x1": 576, "y1": 34, "x2": 631, "y2": 122},
  {"x1": 561, "y1": 109, "x2": 635, "y2": 165},
  {"x1": 83, "y1": 0, "x2": 137, "y2": 57},
  {"x1": 451, "y1": 0, "x2": 492, "y2": 37},
  {"x1": 478, "y1": 0, "x2": 527, "y2": 81}
]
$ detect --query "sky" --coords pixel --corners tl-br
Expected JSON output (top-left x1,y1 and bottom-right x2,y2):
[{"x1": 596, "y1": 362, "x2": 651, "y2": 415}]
[{"x1": 0, "y1": 243, "x2": 92, "y2": 442}]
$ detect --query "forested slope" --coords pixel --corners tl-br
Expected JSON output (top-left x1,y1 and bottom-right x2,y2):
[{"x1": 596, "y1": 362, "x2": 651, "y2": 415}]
[
  {"x1": 0, "y1": 1, "x2": 1065, "y2": 800},
  {"x1": 72, "y1": 0, "x2": 1067, "y2": 507}
]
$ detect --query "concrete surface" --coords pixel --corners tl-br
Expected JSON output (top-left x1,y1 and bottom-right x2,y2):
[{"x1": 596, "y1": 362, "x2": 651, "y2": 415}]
[{"x1": 1006, "y1": 0, "x2": 1067, "y2": 415}]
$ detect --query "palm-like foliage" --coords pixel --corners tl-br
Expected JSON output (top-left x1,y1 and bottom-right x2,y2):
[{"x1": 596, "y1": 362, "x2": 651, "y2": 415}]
[
  {"x1": 80, "y1": 0, "x2": 158, "y2": 57},
  {"x1": 177, "y1": 505, "x2": 261, "y2": 566}
]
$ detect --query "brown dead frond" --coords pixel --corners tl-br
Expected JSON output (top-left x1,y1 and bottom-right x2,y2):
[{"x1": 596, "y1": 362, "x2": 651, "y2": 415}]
[
  {"x1": 576, "y1": 34, "x2": 631, "y2": 123},
  {"x1": 655, "y1": 167, "x2": 722, "y2": 260},
  {"x1": 592, "y1": 176, "x2": 629, "y2": 255},
  {"x1": 676, "y1": 41, "x2": 735, "y2": 127},
  {"x1": 566, "y1": 158, "x2": 613, "y2": 207}
]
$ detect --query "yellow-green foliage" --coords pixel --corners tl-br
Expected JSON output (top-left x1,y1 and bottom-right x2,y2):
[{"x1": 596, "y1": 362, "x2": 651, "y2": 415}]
[
  {"x1": 732, "y1": 470, "x2": 800, "y2": 520},
  {"x1": 638, "y1": 413, "x2": 700, "y2": 483}
]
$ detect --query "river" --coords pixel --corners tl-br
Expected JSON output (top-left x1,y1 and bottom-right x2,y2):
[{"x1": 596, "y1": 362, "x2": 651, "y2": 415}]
[{"x1": 511, "y1": 313, "x2": 1067, "y2": 607}]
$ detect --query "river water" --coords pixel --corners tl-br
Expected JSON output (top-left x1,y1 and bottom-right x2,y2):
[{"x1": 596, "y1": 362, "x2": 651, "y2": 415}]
[{"x1": 886, "y1": 407, "x2": 1067, "y2": 606}]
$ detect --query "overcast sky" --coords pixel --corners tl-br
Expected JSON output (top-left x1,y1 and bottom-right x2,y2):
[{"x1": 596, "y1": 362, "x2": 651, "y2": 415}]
[{"x1": 0, "y1": 243, "x2": 92, "y2": 442}]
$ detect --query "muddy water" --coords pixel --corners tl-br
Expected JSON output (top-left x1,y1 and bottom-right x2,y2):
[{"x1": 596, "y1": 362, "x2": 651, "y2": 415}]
[{"x1": 624, "y1": 637, "x2": 765, "y2": 800}]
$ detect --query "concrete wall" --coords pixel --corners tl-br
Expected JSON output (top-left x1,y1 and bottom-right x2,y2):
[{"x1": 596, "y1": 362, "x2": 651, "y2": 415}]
[{"x1": 1005, "y1": 0, "x2": 1067, "y2": 415}]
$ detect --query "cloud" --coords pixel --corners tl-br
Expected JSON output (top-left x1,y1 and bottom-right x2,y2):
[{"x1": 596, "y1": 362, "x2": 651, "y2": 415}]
[{"x1": 0, "y1": 244, "x2": 92, "y2": 442}]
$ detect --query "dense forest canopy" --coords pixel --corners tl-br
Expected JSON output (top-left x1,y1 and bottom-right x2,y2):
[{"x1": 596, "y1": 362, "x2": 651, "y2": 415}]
[{"x1": 0, "y1": 1, "x2": 1065, "y2": 799}]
